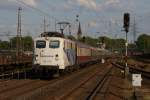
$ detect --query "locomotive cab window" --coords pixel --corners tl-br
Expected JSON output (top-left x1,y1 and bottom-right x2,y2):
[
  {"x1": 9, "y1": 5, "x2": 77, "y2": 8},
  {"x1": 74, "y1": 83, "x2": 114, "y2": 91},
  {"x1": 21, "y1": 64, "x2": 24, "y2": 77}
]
[
  {"x1": 36, "y1": 40, "x2": 46, "y2": 48},
  {"x1": 49, "y1": 40, "x2": 60, "y2": 48}
]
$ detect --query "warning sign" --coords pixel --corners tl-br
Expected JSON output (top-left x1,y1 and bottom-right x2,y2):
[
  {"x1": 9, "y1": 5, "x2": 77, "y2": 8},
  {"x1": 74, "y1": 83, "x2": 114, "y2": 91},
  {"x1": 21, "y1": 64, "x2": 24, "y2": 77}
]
[{"x1": 132, "y1": 74, "x2": 142, "y2": 87}]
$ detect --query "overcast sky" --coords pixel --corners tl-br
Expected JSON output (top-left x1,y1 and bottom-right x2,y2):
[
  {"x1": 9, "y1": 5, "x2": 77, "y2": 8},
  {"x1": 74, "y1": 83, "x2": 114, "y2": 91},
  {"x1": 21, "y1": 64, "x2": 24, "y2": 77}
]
[{"x1": 0, "y1": 0, "x2": 150, "y2": 41}]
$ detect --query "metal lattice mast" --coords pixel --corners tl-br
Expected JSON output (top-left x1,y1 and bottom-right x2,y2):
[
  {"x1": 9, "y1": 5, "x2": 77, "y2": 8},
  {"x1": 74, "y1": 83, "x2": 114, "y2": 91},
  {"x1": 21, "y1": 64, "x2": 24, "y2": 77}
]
[
  {"x1": 133, "y1": 17, "x2": 137, "y2": 43},
  {"x1": 44, "y1": 16, "x2": 46, "y2": 32},
  {"x1": 16, "y1": 7, "x2": 22, "y2": 55}
]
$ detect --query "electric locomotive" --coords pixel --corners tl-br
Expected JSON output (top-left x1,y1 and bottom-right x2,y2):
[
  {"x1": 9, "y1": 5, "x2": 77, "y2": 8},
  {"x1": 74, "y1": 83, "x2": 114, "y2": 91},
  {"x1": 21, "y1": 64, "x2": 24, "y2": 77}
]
[{"x1": 33, "y1": 32, "x2": 105, "y2": 76}]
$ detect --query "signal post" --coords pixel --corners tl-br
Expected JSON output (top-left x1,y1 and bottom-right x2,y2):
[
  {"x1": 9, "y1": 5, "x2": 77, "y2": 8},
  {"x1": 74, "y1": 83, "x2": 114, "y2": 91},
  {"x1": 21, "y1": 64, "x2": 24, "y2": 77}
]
[{"x1": 123, "y1": 13, "x2": 130, "y2": 78}]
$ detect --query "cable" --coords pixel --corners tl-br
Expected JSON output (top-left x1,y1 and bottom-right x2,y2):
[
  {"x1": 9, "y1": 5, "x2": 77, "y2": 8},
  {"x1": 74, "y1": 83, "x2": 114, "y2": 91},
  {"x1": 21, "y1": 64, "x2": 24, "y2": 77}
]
[{"x1": 15, "y1": 0, "x2": 59, "y2": 22}]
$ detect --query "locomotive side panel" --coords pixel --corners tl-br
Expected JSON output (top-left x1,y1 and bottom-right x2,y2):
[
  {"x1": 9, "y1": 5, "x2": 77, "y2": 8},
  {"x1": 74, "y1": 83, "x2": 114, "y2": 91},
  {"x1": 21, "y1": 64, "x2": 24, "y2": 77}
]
[{"x1": 63, "y1": 40, "x2": 76, "y2": 67}]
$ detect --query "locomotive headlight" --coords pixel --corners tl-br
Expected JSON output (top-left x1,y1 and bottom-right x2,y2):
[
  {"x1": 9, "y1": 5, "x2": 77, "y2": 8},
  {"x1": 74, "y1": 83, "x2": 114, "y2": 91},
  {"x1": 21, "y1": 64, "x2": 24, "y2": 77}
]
[
  {"x1": 35, "y1": 55, "x2": 38, "y2": 60},
  {"x1": 55, "y1": 54, "x2": 58, "y2": 57},
  {"x1": 55, "y1": 54, "x2": 59, "y2": 61}
]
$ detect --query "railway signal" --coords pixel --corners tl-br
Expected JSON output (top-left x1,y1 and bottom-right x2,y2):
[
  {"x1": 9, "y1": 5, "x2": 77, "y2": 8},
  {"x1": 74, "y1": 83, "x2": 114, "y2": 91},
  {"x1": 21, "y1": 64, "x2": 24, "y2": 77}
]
[
  {"x1": 124, "y1": 13, "x2": 130, "y2": 33},
  {"x1": 123, "y1": 13, "x2": 130, "y2": 78}
]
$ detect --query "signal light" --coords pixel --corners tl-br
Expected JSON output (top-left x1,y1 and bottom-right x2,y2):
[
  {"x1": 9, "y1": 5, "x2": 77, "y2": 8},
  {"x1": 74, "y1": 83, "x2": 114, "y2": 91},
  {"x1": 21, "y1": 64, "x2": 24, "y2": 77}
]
[
  {"x1": 82, "y1": 36, "x2": 85, "y2": 42},
  {"x1": 123, "y1": 13, "x2": 130, "y2": 32}
]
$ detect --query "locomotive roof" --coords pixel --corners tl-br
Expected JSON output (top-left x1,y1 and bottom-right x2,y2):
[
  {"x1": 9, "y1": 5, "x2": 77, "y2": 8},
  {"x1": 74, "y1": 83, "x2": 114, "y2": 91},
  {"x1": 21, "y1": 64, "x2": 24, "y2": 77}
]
[
  {"x1": 37, "y1": 32, "x2": 106, "y2": 51},
  {"x1": 40, "y1": 32, "x2": 64, "y2": 38}
]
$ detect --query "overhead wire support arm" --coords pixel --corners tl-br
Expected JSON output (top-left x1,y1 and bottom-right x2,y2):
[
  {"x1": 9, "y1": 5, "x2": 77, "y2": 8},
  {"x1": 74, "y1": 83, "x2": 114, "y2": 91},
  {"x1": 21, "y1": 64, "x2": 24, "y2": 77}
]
[{"x1": 57, "y1": 22, "x2": 70, "y2": 35}]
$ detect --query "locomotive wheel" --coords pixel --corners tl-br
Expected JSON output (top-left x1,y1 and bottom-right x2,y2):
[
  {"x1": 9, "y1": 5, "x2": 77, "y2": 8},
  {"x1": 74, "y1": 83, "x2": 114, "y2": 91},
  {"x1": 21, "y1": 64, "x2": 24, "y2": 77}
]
[
  {"x1": 41, "y1": 68, "x2": 51, "y2": 79},
  {"x1": 60, "y1": 69, "x2": 65, "y2": 75},
  {"x1": 53, "y1": 69, "x2": 60, "y2": 78},
  {"x1": 39, "y1": 69, "x2": 43, "y2": 79},
  {"x1": 31, "y1": 67, "x2": 40, "y2": 79},
  {"x1": 75, "y1": 65, "x2": 80, "y2": 71},
  {"x1": 68, "y1": 66, "x2": 73, "y2": 73}
]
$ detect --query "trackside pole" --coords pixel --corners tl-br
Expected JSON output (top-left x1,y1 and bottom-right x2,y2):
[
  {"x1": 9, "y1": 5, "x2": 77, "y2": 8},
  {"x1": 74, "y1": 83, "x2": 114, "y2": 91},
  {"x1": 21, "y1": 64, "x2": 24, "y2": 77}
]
[{"x1": 125, "y1": 32, "x2": 129, "y2": 78}]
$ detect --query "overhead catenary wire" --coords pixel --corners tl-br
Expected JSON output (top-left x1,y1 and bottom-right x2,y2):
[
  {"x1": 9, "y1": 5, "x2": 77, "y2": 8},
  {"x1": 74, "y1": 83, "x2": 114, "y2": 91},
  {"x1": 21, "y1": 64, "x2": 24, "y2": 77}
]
[
  {"x1": 30, "y1": 0, "x2": 80, "y2": 33},
  {"x1": 15, "y1": 0, "x2": 59, "y2": 22},
  {"x1": 15, "y1": 0, "x2": 61, "y2": 33}
]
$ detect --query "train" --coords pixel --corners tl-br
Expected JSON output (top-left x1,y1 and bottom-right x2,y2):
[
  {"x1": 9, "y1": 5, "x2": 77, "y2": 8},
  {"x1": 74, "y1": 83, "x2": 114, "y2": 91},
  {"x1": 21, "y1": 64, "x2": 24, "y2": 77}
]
[
  {"x1": 0, "y1": 50, "x2": 32, "y2": 73},
  {"x1": 0, "y1": 50, "x2": 32, "y2": 65},
  {"x1": 33, "y1": 32, "x2": 108, "y2": 77}
]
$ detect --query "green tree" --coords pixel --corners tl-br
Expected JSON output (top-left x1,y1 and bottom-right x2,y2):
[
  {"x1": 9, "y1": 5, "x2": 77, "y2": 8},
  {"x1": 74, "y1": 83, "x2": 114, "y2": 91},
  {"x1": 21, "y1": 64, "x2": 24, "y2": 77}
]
[
  {"x1": 10, "y1": 36, "x2": 33, "y2": 51},
  {"x1": 98, "y1": 36, "x2": 125, "y2": 50},
  {"x1": 0, "y1": 41, "x2": 10, "y2": 50},
  {"x1": 10, "y1": 37, "x2": 17, "y2": 49},
  {"x1": 79, "y1": 36, "x2": 98, "y2": 47},
  {"x1": 66, "y1": 35, "x2": 76, "y2": 41},
  {"x1": 136, "y1": 34, "x2": 150, "y2": 52},
  {"x1": 23, "y1": 36, "x2": 33, "y2": 51}
]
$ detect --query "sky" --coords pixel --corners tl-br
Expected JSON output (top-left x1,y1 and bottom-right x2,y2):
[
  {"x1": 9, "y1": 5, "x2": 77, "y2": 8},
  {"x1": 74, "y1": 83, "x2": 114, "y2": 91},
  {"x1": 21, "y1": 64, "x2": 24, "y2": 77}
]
[{"x1": 0, "y1": 0, "x2": 150, "y2": 42}]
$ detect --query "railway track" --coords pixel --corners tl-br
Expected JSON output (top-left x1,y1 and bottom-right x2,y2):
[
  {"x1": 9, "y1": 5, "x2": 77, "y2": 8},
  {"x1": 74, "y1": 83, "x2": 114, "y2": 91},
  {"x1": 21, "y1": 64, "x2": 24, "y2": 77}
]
[
  {"x1": 41, "y1": 63, "x2": 112, "y2": 100},
  {"x1": 112, "y1": 62, "x2": 150, "y2": 99},
  {"x1": 86, "y1": 66, "x2": 112, "y2": 100},
  {"x1": 0, "y1": 78, "x2": 59, "y2": 100},
  {"x1": 0, "y1": 62, "x2": 112, "y2": 100},
  {"x1": 138, "y1": 78, "x2": 150, "y2": 99},
  {"x1": 59, "y1": 64, "x2": 112, "y2": 100},
  {"x1": 16, "y1": 64, "x2": 105, "y2": 100},
  {"x1": 0, "y1": 80, "x2": 37, "y2": 93},
  {"x1": 112, "y1": 62, "x2": 150, "y2": 78},
  {"x1": 0, "y1": 69, "x2": 32, "y2": 86}
]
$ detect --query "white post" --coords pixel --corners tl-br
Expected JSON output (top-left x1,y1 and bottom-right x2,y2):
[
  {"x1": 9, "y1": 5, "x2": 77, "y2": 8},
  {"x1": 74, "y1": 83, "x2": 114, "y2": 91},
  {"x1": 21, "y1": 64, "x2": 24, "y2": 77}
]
[{"x1": 125, "y1": 32, "x2": 129, "y2": 78}]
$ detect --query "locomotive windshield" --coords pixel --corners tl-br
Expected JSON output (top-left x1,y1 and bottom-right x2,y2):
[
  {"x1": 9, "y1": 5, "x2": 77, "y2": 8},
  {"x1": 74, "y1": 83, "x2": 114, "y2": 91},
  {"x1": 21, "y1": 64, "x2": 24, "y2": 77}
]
[
  {"x1": 49, "y1": 40, "x2": 60, "y2": 48},
  {"x1": 36, "y1": 40, "x2": 46, "y2": 48}
]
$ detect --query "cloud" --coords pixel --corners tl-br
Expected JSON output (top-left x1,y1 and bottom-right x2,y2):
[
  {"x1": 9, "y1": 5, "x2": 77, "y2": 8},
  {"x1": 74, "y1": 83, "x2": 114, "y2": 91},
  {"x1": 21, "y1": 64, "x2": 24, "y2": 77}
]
[
  {"x1": 21, "y1": 0, "x2": 38, "y2": 7},
  {"x1": 76, "y1": 0, "x2": 97, "y2": 11},
  {"x1": 96, "y1": 0, "x2": 121, "y2": 11},
  {"x1": 104, "y1": 0, "x2": 120, "y2": 5},
  {"x1": 64, "y1": 0, "x2": 123, "y2": 12},
  {"x1": 0, "y1": 0, "x2": 38, "y2": 10},
  {"x1": 66, "y1": 0, "x2": 98, "y2": 11}
]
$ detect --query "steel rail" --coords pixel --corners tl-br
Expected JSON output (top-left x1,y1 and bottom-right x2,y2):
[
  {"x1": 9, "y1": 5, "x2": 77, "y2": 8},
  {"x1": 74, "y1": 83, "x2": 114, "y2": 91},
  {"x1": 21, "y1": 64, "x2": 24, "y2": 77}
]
[
  {"x1": 86, "y1": 67, "x2": 113, "y2": 100},
  {"x1": 112, "y1": 63, "x2": 150, "y2": 78},
  {"x1": 59, "y1": 64, "x2": 113, "y2": 100}
]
